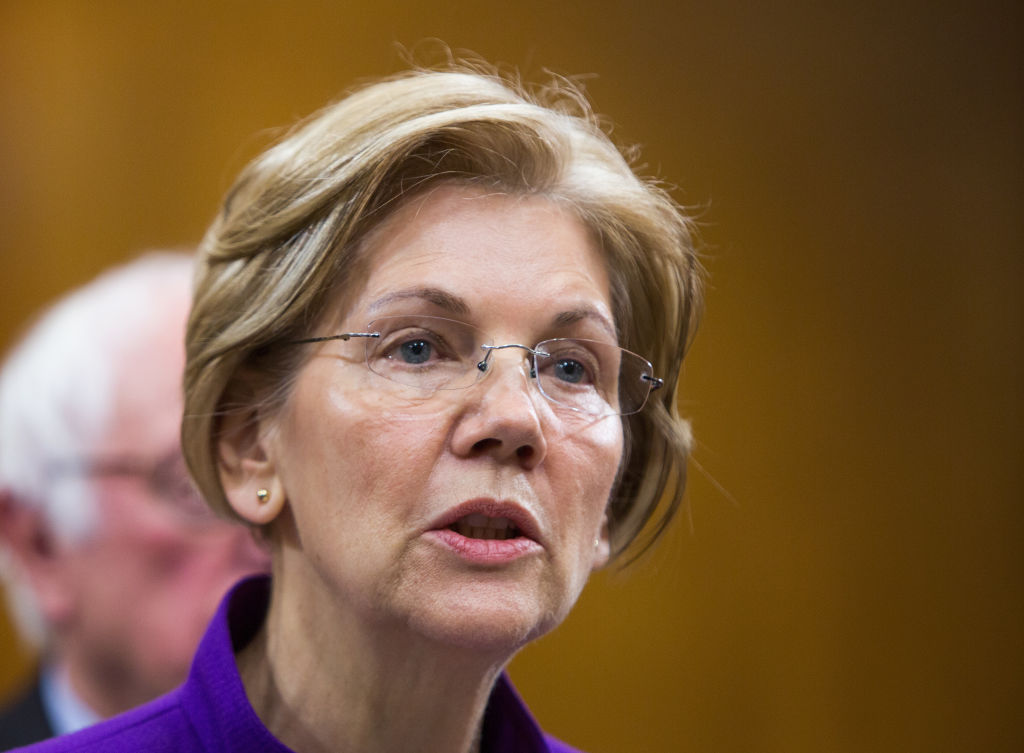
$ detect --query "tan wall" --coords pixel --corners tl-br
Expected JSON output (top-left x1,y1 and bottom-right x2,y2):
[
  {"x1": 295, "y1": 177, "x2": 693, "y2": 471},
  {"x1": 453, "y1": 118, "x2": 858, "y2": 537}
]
[{"x1": 1, "y1": 1, "x2": 1020, "y2": 751}]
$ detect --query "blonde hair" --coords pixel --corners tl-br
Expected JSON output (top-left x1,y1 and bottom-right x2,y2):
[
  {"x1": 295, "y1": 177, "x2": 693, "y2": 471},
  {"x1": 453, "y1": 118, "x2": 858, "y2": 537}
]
[{"x1": 184, "y1": 64, "x2": 702, "y2": 561}]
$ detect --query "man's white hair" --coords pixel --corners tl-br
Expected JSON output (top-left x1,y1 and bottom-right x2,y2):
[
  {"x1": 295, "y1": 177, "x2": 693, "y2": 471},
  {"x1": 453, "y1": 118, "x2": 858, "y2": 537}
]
[{"x1": 0, "y1": 251, "x2": 193, "y2": 645}]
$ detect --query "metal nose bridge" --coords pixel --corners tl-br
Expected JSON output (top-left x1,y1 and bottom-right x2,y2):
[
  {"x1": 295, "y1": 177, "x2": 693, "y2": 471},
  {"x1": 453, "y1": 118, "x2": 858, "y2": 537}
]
[{"x1": 476, "y1": 343, "x2": 549, "y2": 379}]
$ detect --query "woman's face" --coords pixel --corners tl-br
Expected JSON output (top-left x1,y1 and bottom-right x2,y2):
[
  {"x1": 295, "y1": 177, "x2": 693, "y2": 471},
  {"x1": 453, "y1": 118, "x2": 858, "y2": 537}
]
[{"x1": 253, "y1": 184, "x2": 623, "y2": 653}]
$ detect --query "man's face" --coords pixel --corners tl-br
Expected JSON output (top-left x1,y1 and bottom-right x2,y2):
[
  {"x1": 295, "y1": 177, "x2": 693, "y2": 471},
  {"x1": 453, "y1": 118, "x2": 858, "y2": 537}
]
[{"x1": 53, "y1": 298, "x2": 269, "y2": 715}]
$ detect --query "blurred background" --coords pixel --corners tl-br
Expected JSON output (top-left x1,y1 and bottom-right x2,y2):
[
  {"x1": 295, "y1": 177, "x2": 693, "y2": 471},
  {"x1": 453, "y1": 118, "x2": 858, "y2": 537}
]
[{"x1": 0, "y1": 1, "x2": 1020, "y2": 751}]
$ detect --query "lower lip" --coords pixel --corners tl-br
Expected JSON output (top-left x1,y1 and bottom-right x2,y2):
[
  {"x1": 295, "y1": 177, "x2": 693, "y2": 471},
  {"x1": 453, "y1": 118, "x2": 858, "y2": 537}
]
[{"x1": 425, "y1": 529, "x2": 542, "y2": 564}]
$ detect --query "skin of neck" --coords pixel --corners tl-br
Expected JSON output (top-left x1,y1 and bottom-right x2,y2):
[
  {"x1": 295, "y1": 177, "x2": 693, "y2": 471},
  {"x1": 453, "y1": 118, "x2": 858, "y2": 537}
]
[{"x1": 236, "y1": 533, "x2": 519, "y2": 753}]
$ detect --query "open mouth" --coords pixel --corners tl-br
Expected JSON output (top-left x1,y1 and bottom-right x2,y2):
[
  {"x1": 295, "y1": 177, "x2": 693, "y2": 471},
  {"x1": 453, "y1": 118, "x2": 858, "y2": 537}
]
[
  {"x1": 428, "y1": 502, "x2": 542, "y2": 561},
  {"x1": 449, "y1": 513, "x2": 522, "y2": 541}
]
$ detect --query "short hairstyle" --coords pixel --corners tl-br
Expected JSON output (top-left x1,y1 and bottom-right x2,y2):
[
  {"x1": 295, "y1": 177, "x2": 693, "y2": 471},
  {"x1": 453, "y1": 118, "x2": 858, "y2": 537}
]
[
  {"x1": 184, "y1": 63, "x2": 703, "y2": 561},
  {"x1": 0, "y1": 251, "x2": 193, "y2": 641}
]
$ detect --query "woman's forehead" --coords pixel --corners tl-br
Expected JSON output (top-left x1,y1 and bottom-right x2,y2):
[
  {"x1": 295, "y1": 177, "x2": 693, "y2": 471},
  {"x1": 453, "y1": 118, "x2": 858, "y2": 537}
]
[{"x1": 339, "y1": 185, "x2": 615, "y2": 328}]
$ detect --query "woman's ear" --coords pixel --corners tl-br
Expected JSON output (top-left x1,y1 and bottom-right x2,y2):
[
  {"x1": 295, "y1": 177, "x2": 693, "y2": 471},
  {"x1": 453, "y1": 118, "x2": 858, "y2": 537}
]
[
  {"x1": 591, "y1": 515, "x2": 612, "y2": 571},
  {"x1": 217, "y1": 407, "x2": 286, "y2": 526}
]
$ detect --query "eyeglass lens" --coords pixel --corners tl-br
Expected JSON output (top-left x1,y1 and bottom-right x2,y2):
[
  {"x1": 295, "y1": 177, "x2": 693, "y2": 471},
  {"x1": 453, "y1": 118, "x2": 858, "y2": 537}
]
[{"x1": 361, "y1": 315, "x2": 655, "y2": 416}]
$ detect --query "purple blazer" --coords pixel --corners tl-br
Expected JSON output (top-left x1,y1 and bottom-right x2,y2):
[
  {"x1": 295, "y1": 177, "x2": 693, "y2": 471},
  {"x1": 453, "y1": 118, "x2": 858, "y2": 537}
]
[{"x1": 10, "y1": 576, "x2": 585, "y2": 753}]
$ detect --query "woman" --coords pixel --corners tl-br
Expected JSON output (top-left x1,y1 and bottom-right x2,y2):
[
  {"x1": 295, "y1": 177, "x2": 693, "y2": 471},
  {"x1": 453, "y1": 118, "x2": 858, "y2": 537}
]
[{"x1": 19, "y1": 62, "x2": 702, "y2": 753}]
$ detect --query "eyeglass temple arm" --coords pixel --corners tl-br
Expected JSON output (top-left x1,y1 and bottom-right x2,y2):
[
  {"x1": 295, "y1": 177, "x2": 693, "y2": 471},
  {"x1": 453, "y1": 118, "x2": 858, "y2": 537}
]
[
  {"x1": 290, "y1": 332, "x2": 380, "y2": 345},
  {"x1": 642, "y1": 374, "x2": 665, "y2": 391}
]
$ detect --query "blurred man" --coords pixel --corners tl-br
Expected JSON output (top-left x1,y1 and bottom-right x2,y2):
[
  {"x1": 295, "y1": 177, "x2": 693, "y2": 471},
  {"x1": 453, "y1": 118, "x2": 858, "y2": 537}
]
[{"x1": 0, "y1": 253, "x2": 269, "y2": 747}]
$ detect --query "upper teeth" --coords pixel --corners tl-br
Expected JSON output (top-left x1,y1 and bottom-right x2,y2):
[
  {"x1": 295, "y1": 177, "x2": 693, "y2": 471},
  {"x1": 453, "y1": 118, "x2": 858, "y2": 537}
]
[{"x1": 453, "y1": 513, "x2": 519, "y2": 540}]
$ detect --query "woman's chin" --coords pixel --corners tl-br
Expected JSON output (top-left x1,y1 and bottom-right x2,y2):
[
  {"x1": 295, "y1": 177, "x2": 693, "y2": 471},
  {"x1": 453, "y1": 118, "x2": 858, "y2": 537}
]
[
  {"x1": 399, "y1": 588, "x2": 566, "y2": 657},
  {"x1": 379, "y1": 546, "x2": 582, "y2": 657}
]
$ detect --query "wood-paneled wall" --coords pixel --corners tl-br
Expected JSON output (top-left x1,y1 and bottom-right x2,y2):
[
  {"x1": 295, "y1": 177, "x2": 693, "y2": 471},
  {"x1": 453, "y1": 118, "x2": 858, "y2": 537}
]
[{"x1": 1, "y1": 2, "x2": 1020, "y2": 750}]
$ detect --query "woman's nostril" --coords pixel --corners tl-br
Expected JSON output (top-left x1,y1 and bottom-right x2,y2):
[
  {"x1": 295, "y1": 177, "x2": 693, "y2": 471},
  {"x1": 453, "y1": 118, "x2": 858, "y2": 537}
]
[{"x1": 471, "y1": 437, "x2": 502, "y2": 454}]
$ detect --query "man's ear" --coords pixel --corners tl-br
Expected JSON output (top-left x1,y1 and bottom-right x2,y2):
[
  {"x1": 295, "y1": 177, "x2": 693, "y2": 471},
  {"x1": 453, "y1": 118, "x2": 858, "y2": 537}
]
[
  {"x1": 591, "y1": 514, "x2": 612, "y2": 571},
  {"x1": 216, "y1": 407, "x2": 286, "y2": 527},
  {"x1": 0, "y1": 489, "x2": 76, "y2": 624}
]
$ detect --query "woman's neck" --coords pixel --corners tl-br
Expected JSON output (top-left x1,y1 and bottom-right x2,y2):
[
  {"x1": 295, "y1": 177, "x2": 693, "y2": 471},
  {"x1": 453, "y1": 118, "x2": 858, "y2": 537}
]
[{"x1": 236, "y1": 562, "x2": 512, "y2": 753}]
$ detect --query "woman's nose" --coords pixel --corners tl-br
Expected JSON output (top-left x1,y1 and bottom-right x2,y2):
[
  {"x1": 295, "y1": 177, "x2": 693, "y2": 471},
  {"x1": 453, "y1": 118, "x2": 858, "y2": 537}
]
[{"x1": 449, "y1": 351, "x2": 548, "y2": 469}]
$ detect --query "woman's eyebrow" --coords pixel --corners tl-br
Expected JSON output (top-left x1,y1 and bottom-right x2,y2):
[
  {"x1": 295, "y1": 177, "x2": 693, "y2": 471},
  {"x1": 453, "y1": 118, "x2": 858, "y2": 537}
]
[
  {"x1": 552, "y1": 307, "x2": 617, "y2": 339},
  {"x1": 367, "y1": 290, "x2": 615, "y2": 338},
  {"x1": 367, "y1": 287, "x2": 470, "y2": 316}
]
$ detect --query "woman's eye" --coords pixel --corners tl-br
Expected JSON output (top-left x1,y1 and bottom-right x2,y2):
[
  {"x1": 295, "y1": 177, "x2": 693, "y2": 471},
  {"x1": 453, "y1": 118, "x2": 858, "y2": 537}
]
[
  {"x1": 397, "y1": 338, "x2": 432, "y2": 364},
  {"x1": 378, "y1": 330, "x2": 450, "y2": 365},
  {"x1": 538, "y1": 340, "x2": 606, "y2": 389},
  {"x1": 553, "y1": 358, "x2": 589, "y2": 384}
]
